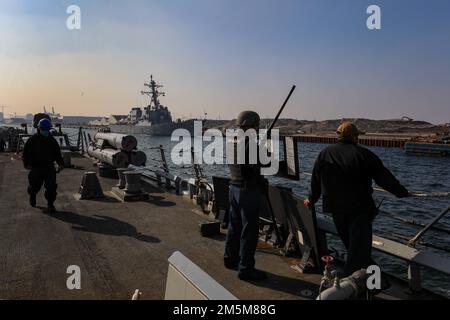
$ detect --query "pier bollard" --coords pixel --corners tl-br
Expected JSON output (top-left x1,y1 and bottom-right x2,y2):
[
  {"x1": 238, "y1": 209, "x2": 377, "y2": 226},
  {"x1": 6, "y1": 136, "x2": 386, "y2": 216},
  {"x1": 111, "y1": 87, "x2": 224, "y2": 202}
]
[
  {"x1": 124, "y1": 172, "x2": 142, "y2": 194},
  {"x1": 156, "y1": 172, "x2": 162, "y2": 186},
  {"x1": 79, "y1": 172, "x2": 105, "y2": 200},
  {"x1": 116, "y1": 168, "x2": 131, "y2": 189},
  {"x1": 130, "y1": 151, "x2": 147, "y2": 167},
  {"x1": 110, "y1": 171, "x2": 149, "y2": 202},
  {"x1": 98, "y1": 163, "x2": 119, "y2": 179},
  {"x1": 173, "y1": 176, "x2": 182, "y2": 195},
  {"x1": 62, "y1": 150, "x2": 72, "y2": 168}
]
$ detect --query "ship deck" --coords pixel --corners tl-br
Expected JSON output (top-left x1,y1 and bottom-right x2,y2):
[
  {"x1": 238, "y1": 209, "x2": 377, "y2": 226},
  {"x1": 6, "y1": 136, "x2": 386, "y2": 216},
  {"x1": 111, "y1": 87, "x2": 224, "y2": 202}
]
[{"x1": 0, "y1": 152, "x2": 442, "y2": 300}]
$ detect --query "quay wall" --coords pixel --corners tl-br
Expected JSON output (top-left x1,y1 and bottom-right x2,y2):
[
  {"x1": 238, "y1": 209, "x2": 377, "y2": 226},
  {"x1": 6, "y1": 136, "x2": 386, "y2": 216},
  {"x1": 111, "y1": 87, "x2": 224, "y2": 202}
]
[{"x1": 292, "y1": 135, "x2": 408, "y2": 148}]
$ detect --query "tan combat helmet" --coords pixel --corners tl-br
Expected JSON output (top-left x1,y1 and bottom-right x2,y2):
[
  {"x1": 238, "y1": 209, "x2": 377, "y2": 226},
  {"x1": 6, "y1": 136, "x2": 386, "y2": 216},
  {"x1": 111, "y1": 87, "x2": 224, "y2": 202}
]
[{"x1": 236, "y1": 111, "x2": 260, "y2": 129}]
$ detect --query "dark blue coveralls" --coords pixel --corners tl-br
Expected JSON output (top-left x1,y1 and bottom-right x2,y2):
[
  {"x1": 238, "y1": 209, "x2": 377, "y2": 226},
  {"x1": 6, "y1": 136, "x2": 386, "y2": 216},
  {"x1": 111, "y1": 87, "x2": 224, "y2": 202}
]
[
  {"x1": 309, "y1": 140, "x2": 409, "y2": 276},
  {"x1": 0, "y1": 138, "x2": 5, "y2": 152},
  {"x1": 23, "y1": 133, "x2": 64, "y2": 206},
  {"x1": 225, "y1": 185, "x2": 262, "y2": 271},
  {"x1": 224, "y1": 138, "x2": 265, "y2": 272}
]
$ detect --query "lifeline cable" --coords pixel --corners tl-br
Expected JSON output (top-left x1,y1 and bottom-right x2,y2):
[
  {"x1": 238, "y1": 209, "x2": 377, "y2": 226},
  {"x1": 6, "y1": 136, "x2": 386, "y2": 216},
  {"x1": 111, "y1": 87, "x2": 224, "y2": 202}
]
[
  {"x1": 300, "y1": 171, "x2": 450, "y2": 198},
  {"x1": 378, "y1": 210, "x2": 450, "y2": 235},
  {"x1": 408, "y1": 205, "x2": 450, "y2": 247}
]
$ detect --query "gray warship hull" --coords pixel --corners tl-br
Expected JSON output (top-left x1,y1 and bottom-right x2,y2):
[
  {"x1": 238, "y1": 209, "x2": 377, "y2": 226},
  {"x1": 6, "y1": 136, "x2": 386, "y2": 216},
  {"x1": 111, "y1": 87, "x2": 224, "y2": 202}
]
[{"x1": 109, "y1": 120, "x2": 196, "y2": 136}]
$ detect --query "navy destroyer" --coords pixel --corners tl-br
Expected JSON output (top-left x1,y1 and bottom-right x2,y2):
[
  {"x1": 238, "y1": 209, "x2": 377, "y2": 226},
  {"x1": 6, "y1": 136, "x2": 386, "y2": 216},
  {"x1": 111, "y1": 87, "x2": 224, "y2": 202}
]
[{"x1": 109, "y1": 75, "x2": 197, "y2": 136}]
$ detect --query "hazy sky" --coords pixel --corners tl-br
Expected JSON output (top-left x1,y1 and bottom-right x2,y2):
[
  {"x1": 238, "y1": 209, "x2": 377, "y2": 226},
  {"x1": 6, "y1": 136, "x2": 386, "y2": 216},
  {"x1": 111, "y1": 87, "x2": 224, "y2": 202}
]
[{"x1": 1, "y1": 0, "x2": 449, "y2": 123}]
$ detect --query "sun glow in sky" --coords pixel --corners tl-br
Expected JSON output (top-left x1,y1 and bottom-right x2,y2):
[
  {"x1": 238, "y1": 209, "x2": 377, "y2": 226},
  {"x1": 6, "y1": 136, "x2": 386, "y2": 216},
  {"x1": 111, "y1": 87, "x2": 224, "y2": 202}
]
[{"x1": 1, "y1": 0, "x2": 449, "y2": 123}]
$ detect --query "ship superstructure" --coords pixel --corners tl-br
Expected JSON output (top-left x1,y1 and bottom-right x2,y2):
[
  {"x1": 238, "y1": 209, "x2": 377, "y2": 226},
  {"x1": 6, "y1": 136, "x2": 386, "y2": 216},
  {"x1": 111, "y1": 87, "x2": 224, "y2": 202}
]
[
  {"x1": 136, "y1": 75, "x2": 172, "y2": 126},
  {"x1": 109, "y1": 75, "x2": 197, "y2": 136}
]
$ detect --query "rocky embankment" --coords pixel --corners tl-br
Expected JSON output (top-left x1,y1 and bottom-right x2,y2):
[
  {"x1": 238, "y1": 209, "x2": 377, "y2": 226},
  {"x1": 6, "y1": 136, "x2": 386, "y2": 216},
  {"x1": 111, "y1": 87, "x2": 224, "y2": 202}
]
[{"x1": 204, "y1": 118, "x2": 450, "y2": 137}]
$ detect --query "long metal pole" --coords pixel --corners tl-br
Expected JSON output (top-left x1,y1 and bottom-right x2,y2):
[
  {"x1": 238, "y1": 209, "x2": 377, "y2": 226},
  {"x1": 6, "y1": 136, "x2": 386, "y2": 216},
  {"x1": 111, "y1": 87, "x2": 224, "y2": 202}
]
[
  {"x1": 378, "y1": 210, "x2": 450, "y2": 235},
  {"x1": 408, "y1": 205, "x2": 450, "y2": 247},
  {"x1": 262, "y1": 85, "x2": 296, "y2": 246},
  {"x1": 267, "y1": 85, "x2": 296, "y2": 132}
]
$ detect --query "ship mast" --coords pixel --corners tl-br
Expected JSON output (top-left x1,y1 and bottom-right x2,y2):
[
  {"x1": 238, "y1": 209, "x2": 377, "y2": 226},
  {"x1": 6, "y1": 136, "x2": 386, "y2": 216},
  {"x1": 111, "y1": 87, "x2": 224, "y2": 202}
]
[{"x1": 141, "y1": 75, "x2": 165, "y2": 112}]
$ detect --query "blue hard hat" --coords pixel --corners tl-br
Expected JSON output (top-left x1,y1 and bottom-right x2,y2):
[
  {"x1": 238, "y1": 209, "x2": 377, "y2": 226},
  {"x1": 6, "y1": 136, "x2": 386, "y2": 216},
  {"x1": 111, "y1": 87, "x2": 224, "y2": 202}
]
[{"x1": 38, "y1": 118, "x2": 52, "y2": 130}]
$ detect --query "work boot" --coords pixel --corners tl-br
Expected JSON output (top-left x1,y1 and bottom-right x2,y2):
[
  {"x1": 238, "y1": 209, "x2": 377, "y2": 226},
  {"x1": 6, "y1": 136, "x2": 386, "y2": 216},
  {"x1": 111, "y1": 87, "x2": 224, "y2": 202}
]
[
  {"x1": 224, "y1": 260, "x2": 239, "y2": 270},
  {"x1": 29, "y1": 194, "x2": 36, "y2": 207},
  {"x1": 238, "y1": 268, "x2": 267, "y2": 281},
  {"x1": 46, "y1": 204, "x2": 57, "y2": 214}
]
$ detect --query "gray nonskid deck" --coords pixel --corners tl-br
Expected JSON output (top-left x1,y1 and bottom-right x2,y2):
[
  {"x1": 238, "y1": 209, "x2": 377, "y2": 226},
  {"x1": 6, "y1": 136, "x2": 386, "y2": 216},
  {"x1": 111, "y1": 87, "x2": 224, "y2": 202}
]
[
  {"x1": 0, "y1": 152, "x2": 442, "y2": 300},
  {"x1": 0, "y1": 153, "x2": 319, "y2": 300}
]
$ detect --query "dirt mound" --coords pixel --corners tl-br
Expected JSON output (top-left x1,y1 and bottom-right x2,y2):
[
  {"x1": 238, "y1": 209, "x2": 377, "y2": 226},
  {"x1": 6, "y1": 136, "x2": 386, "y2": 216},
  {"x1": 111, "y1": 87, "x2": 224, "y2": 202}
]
[{"x1": 204, "y1": 118, "x2": 448, "y2": 136}]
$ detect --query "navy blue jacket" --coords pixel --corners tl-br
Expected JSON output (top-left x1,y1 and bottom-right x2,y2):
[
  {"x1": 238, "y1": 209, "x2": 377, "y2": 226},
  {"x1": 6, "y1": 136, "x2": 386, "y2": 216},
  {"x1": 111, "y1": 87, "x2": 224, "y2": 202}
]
[
  {"x1": 309, "y1": 140, "x2": 409, "y2": 214},
  {"x1": 23, "y1": 134, "x2": 64, "y2": 168}
]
